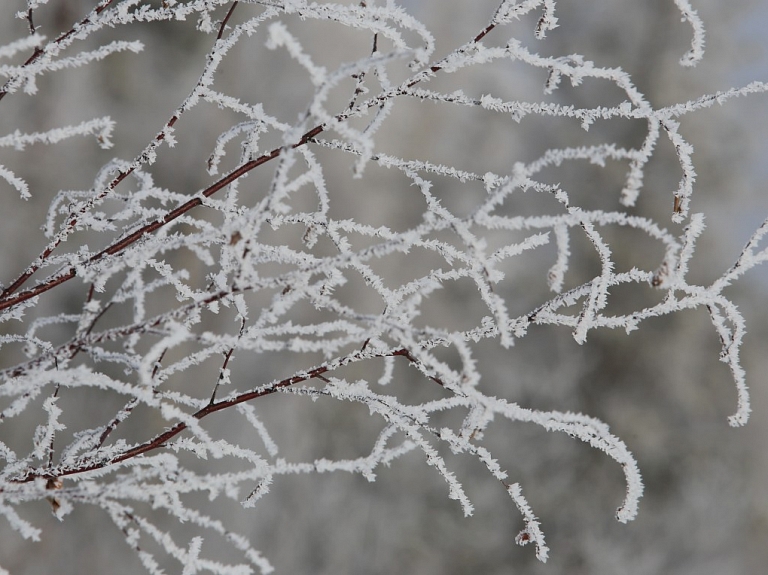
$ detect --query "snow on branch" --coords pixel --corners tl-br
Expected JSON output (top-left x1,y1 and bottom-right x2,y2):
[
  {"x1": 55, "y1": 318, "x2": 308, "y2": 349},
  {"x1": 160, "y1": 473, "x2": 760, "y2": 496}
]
[{"x1": 0, "y1": 0, "x2": 767, "y2": 572}]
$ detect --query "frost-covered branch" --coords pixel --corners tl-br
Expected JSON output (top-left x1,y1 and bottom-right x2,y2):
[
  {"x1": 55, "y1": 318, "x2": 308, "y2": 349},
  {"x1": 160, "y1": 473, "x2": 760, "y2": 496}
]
[{"x1": 1, "y1": 0, "x2": 767, "y2": 572}]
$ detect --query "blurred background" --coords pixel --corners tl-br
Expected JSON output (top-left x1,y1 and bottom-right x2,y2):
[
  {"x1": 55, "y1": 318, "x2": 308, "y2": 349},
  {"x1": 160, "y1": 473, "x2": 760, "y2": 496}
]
[{"x1": 1, "y1": 1, "x2": 767, "y2": 573}]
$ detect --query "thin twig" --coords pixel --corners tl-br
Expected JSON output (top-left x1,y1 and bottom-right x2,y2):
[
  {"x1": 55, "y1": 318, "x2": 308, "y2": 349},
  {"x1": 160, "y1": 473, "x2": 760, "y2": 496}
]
[
  {"x1": 217, "y1": 2, "x2": 239, "y2": 41},
  {"x1": 0, "y1": 9, "x2": 505, "y2": 309},
  {"x1": 0, "y1": 0, "x2": 118, "y2": 102},
  {"x1": 16, "y1": 346, "x2": 422, "y2": 482}
]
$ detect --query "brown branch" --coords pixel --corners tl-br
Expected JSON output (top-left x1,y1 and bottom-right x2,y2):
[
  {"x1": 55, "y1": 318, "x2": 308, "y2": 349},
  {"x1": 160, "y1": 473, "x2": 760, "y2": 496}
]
[
  {"x1": 0, "y1": 117, "x2": 322, "y2": 311},
  {"x1": 0, "y1": 140, "x2": 267, "y2": 309},
  {"x1": 209, "y1": 318, "x2": 245, "y2": 404},
  {"x1": 97, "y1": 348, "x2": 166, "y2": 448},
  {"x1": 17, "y1": 359, "x2": 333, "y2": 481},
  {"x1": 395, "y1": 348, "x2": 445, "y2": 387},
  {"x1": 2, "y1": 286, "x2": 239, "y2": 380},
  {"x1": 217, "y1": 2, "x2": 239, "y2": 41},
  {"x1": 0, "y1": 115, "x2": 180, "y2": 301},
  {"x1": 13, "y1": 347, "x2": 425, "y2": 483},
  {"x1": 0, "y1": 6, "x2": 505, "y2": 310},
  {"x1": 0, "y1": 0, "x2": 118, "y2": 103},
  {"x1": 25, "y1": 9, "x2": 36, "y2": 34},
  {"x1": 113, "y1": 362, "x2": 329, "y2": 464}
]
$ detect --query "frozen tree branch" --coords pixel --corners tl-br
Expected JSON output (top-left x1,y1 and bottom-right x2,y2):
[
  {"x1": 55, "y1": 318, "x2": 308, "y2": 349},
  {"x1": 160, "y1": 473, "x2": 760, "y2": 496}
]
[{"x1": 0, "y1": 0, "x2": 767, "y2": 572}]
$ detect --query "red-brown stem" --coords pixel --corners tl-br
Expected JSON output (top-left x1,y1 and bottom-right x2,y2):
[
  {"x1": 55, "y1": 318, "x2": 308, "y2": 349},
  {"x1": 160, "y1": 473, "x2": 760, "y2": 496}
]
[
  {"x1": 217, "y1": 2, "x2": 239, "y2": 41},
  {"x1": 0, "y1": 9, "x2": 501, "y2": 308},
  {"x1": 17, "y1": 349, "x2": 416, "y2": 483},
  {"x1": 0, "y1": 123, "x2": 324, "y2": 312},
  {"x1": 0, "y1": 0, "x2": 118, "y2": 102},
  {"x1": 0, "y1": 115, "x2": 180, "y2": 301},
  {"x1": 3, "y1": 9, "x2": 503, "y2": 484}
]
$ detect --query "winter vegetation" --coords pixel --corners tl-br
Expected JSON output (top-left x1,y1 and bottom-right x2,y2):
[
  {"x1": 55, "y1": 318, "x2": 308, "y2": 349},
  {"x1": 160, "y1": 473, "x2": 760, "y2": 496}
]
[{"x1": 1, "y1": 0, "x2": 767, "y2": 573}]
